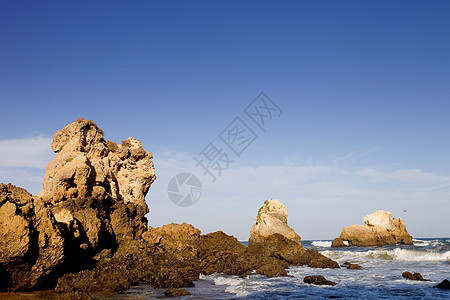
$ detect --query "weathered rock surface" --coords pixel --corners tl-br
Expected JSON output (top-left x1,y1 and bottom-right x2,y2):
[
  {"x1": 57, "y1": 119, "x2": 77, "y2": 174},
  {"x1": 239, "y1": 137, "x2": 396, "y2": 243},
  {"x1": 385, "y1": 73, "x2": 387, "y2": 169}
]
[
  {"x1": 249, "y1": 199, "x2": 301, "y2": 245},
  {"x1": 37, "y1": 119, "x2": 155, "y2": 255},
  {"x1": 303, "y1": 275, "x2": 337, "y2": 286},
  {"x1": 331, "y1": 210, "x2": 413, "y2": 247},
  {"x1": 0, "y1": 183, "x2": 66, "y2": 291}
]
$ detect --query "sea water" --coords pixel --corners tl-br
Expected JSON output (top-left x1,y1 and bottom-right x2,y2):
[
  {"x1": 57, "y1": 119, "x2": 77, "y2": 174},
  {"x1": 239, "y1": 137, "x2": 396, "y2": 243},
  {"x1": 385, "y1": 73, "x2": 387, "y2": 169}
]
[{"x1": 101, "y1": 238, "x2": 450, "y2": 299}]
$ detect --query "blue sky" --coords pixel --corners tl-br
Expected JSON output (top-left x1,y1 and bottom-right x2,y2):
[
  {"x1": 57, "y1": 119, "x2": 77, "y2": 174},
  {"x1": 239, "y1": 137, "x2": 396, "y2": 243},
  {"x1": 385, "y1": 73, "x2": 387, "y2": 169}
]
[{"x1": 1, "y1": 1, "x2": 449, "y2": 239}]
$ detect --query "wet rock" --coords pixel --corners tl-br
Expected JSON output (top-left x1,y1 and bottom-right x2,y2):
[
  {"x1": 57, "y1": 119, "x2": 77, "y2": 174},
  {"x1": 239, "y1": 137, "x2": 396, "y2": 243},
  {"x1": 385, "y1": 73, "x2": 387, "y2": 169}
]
[
  {"x1": 303, "y1": 275, "x2": 337, "y2": 286},
  {"x1": 434, "y1": 279, "x2": 450, "y2": 290},
  {"x1": 249, "y1": 199, "x2": 301, "y2": 245},
  {"x1": 248, "y1": 233, "x2": 339, "y2": 268},
  {"x1": 332, "y1": 210, "x2": 413, "y2": 247},
  {"x1": 256, "y1": 258, "x2": 288, "y2": 277},
  {"x1": 402, "y1": 271, "x2": 427, "y2": 281},
  {"x1": 341, "y1": 262, "x2": 362, "y2": 269},
  {"x1": 165, "y1": 288, "x2": 191, "y2": 297},
  {"x1": 308, "y1": 257, "x2": 340, "y2": 269}
]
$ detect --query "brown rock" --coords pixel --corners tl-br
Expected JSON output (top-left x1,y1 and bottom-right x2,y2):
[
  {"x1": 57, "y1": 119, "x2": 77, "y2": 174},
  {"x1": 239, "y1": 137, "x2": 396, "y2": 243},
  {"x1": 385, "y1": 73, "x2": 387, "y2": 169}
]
[
  {"x1": 165, "y1": 288, "x2": 191, "y2": 297},
  {"x1": 347, "y1": 263, "x2": 362, "y2": 269},
  {"x1": 256, "y1": 258, "x2": 288, "y2": 277},
  {"x1": 303, "y1": 275, "x2": 337, "y2": 286},
  {"x1": 248, "y1": 233, "x2": 339, "y2": 268},
  {"x1": 402, "y1": 271, "x2": 427, "y2": 281},
  {"x1": 0, "y1": 183, "x2": 66, "y2": 291},
  {"x1": 332, "y1": 210, "x2": 413, "y2": 247}
]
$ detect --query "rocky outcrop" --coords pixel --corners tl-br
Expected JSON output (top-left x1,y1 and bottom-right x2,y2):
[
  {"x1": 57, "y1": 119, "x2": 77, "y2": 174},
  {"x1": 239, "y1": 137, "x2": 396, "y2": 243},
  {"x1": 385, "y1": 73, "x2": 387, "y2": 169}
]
[
  {"x1": 248, "y1": 233, "x2": 339, "y2": 269},
  {"x1": 38, "y1": 118, "x2": 156, "y2": 252},
  {"x1": 331, "y1": 210, "x2": 413, "y2": 247},
  {"x1": 0, "y1": 183, "x2": 66, "y2": 291},
  {"x1": 249, "y1": 199, "x2": 301, "y2": 245},
  {"x1": 1, "y1": 119, "x2": 156, "y2": 292},
  {"x1": 248, "y1": 200, "x2": 338, "y2": 269},
  {"x1": 303, "y1": 275, "x2": 337, "y2": 286}
]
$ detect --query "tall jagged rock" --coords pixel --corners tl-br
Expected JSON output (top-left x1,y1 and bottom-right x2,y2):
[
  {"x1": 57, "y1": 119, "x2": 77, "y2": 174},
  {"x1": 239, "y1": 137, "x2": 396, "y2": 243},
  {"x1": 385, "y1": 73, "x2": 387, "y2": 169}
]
[
  {"x1": 38, "y1": 118, "x2": 156, "y2": 251},
  {"x1": 248, "y1": 200, "x2": 338, "y2": 269},
  {"x1": 0, "y1": 183, "x2": 66, "y2": 291},
  {"x1": 249, "y1": 199, "x2": 301, "y2": 245},
  {"x1": 331, "y1": 210, "x2": 413, "y2": 247}
]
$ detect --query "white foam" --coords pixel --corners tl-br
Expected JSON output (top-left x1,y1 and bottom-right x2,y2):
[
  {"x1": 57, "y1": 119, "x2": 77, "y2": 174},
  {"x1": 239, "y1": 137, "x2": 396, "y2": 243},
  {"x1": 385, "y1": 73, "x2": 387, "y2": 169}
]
[
  {"x1": 200, "y1": 273, "x2": 267, "y2": 297},
  {"x1": 321, "y1": 248, "x2": 450, "y2": 262},
  {"x1": 390, "y1": 248, "x2": 450, "y2": 261},
  {"x1": 412, "y1": 239, "x2": 448, "y2": 247},
  {"x1": 311, "y1": 241, "x2": 332, "y2": 247}
]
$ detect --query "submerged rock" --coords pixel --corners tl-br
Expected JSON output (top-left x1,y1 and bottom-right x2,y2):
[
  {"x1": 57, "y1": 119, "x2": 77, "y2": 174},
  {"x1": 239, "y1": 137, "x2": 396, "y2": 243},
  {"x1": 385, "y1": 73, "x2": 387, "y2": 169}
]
[
  {"x1": 165, "y1": 288, "x2": 191, "y2": 297},
  {"x1": 402, "y1": 271, "x2": 427, "y2": 281},
  {"x1": 434, "y1": 279, "x2": 450, "y2": 290},
  {"x1": 303, "y1": 275, "x2": 337, "y2": 286},
  {"x1": 249, "y1": 199, "x2": 301, "y2": 245},
  {"x1": 331, "y1": 210, "x2": 413, "y2": 247}
]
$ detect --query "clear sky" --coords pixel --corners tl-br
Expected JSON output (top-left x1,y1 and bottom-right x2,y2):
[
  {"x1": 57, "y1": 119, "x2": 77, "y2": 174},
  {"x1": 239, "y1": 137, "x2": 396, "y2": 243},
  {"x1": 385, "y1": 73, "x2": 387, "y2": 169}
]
[{"x1": 1, "y1": 1, "x2": 449, "y2": 239}]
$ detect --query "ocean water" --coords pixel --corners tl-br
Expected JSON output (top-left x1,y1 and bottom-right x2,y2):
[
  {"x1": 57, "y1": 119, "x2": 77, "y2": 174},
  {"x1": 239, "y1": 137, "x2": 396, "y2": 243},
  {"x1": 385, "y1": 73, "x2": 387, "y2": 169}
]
[
  {"x1": 2, "y1": 239, "x2": 449, "y2": 299},
  {"x1": 96, "y1": 238, "x2": 450, "y2": 299}
]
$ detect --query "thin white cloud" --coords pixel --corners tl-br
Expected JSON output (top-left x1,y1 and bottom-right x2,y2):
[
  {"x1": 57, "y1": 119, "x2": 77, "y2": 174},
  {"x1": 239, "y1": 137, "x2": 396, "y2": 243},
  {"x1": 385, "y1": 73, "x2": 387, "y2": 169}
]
[
  {"x1": 147, "y1": 148, "x2": 450, "y2": 239},
  {"x1": 0, "y1": 136, "x2": 54, "y2": 168}
]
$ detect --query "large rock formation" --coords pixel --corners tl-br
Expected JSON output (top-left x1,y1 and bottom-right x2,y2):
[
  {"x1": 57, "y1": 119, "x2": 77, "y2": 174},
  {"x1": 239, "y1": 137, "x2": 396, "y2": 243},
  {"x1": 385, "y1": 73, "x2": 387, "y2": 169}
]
[
  {"x1": 38, "y1": 118, "x2": 156, "y2": 251},
  {"x1": 0, "y1": 119, "x2": 156, "y2": 292},
  {"x1": 249, "y1": 199, "x2": 301, "y2": 245},
  {"x1": 248, "y1": 200, "x2": 338, "y2": 270},
  {"x1": 331, "y1": 210, "x2": 413, "y2": 247}
]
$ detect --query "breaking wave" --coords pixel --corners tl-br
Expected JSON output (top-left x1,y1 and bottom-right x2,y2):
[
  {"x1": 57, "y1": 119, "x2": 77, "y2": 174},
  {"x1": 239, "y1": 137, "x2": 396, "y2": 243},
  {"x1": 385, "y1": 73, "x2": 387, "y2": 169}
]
[
  {"x1": 311, "y1": 240, "x2": 332, "y2": 247},
  {"x1": 321, "y1": 248, "x2": 450, "y2": 262}
]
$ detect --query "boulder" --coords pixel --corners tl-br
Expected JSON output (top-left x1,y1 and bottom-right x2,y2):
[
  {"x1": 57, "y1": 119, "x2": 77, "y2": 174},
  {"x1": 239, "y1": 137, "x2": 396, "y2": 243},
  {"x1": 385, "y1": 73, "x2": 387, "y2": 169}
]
[
  {"x1": 402, "y1": 271, "x2": 427, "y2": 281},
  {"x1": 303, "y1": 275, "x2": 337, "y2": 286},
  {"x1": 434, "y1": 279, "x2": 450, "y2": 290},
  {"x1": 249, "y1": 199, "x2": 301, "y2": 245},
  {"x1": 0, "y1": 183, "x2": 66, "y2": 291},
  {"x1": 38, "y1": 118, "x2": 156, "y2": 251},
  {"x1": 331, "y1": 210, "x2": 413, "y2": 247}
]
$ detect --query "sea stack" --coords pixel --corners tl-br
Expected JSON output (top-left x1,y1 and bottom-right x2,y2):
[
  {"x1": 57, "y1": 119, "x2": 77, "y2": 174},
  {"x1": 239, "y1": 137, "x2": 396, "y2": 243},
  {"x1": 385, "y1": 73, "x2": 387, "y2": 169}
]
[
  {"x1": 38, "y1": 118, "x2": 156, "y2": 247},
  {"x1": 331, "y1": 210, "x2": 413, "y2": 247},
  {"x1": 249, "y1": 199, "x2": 302, "y2": 245},
  {"x1": 0, "y1": 119, "x2": 156, "y2": 291}
]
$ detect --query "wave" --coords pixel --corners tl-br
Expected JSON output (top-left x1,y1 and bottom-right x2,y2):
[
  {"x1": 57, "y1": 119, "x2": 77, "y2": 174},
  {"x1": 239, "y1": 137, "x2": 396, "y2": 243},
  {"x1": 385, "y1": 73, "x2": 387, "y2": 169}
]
[
  {"x1": 321, "y1": 248, "x2": 450, "y2": 262},
  {"x1": 412, "y1": 238, "x2": 450, "y2": 247},
  {"x1": 200, "y1": 273, "x2": 260, "y2": 297},
  {"x1": 311, "y1": 241, "x2": 332, "y2": 247}
]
